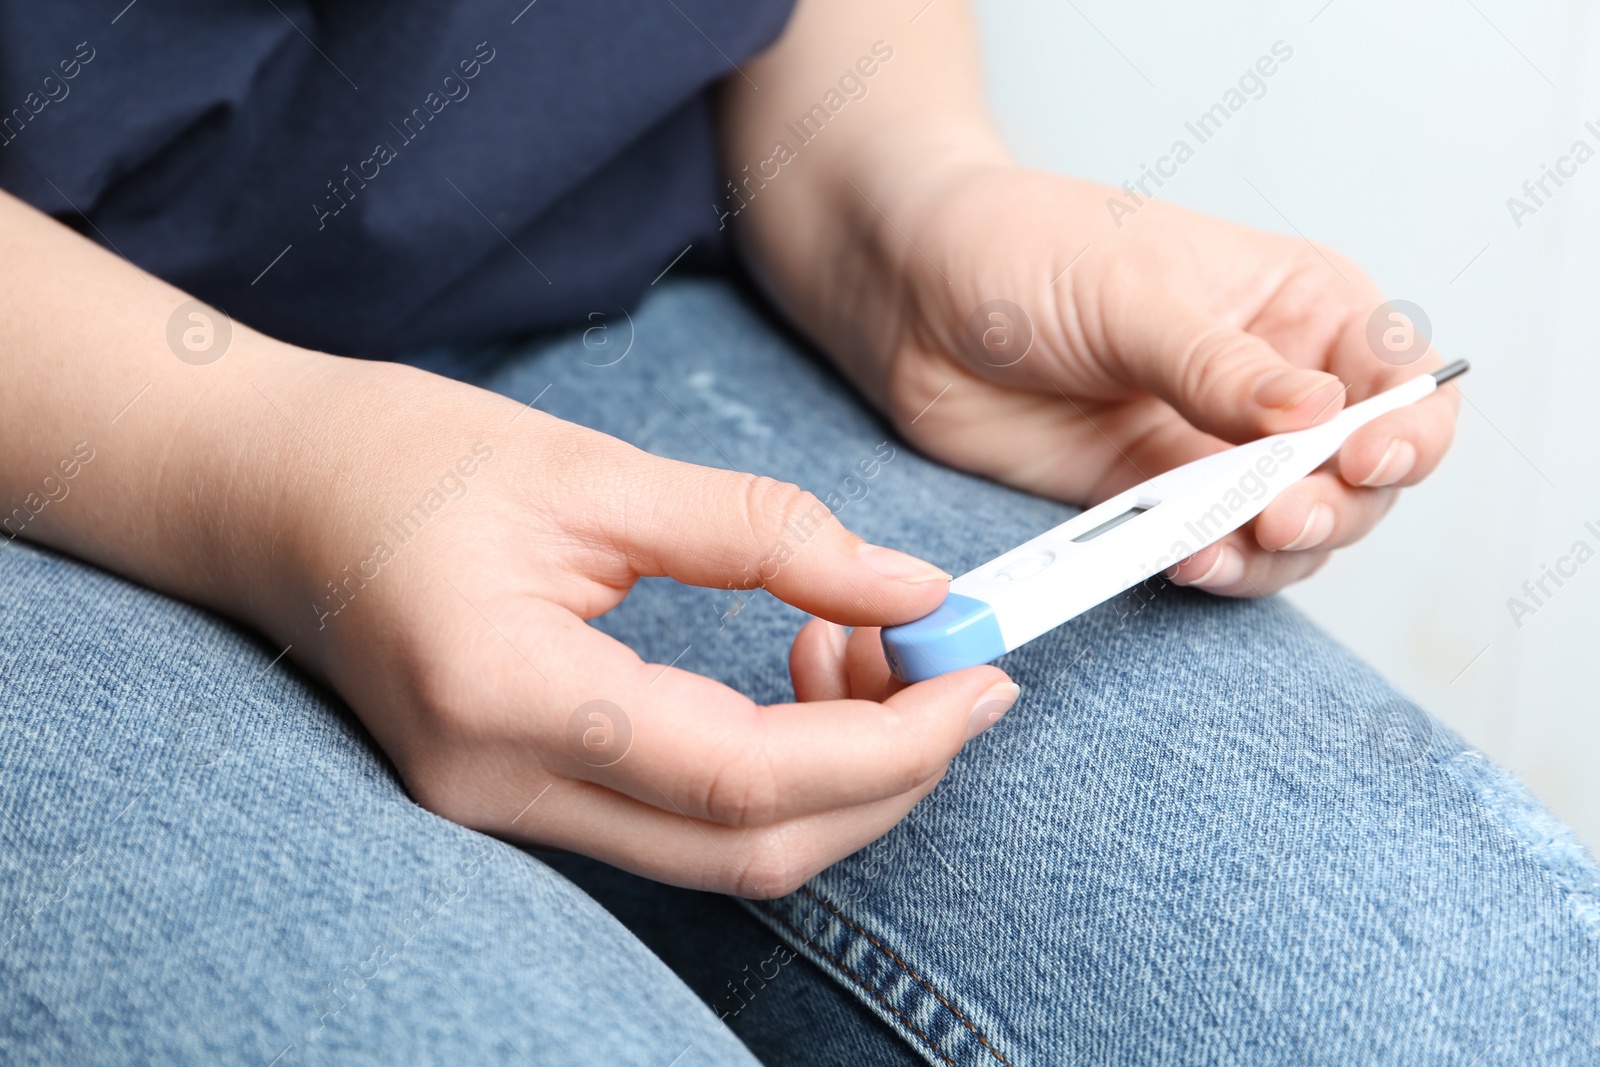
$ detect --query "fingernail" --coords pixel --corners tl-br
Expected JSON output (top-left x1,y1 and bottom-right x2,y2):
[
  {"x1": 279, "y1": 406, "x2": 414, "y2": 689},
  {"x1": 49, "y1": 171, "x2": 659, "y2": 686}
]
[
  {"x1": 1253, "y1": 369, "x2": 1343, "y2": 414},
  {"x1": 1189, "y1": 544, "x2": 1245, "y2": 588},
  {"x1": 1359, "y1": 439, "x2": 1416, "y2": 487},
  {"x1": 858, "y1": 543, "x2": 951, "y2": 584},
  {"x1": 1282, "y1": 503, "x2": 1335, "y2": 551},
  {"x1": 966, "y1": 681, "x2": 1020, "y2": 740},
  {"x1": 823, "y1": 620, "x2": 849, "y2": 663}
]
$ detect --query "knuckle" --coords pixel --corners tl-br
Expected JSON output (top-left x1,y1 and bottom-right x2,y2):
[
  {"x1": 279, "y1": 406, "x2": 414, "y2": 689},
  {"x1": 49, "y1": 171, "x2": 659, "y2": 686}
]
[
  {"x1": 883, "y1": 351, "x2": 955, "y2": 434},
  {"x1": 878, "y1": 711, "x2": 948, "y2": 790},
  {"x1": 738, "y1": 476, "x2": 834, "y2": 565},
  {"x1": 695, "y1": 737, "x2": 782, "y2": 827},
  {"x1": 1180, "y1": 325, "x2": 1263, "y2": 401},
  {"x1": 732, "y1": 829, "x2": 816, "y2": 899},
  {"x1": 900, "y1": 746, "x2": 951, "y2": 793}
]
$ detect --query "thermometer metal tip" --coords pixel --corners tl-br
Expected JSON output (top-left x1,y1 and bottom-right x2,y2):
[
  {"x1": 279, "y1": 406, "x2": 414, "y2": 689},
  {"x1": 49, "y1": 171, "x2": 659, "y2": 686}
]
[{"x1": 1431, "y1": 359, "x2": 1470, "y2": 385}]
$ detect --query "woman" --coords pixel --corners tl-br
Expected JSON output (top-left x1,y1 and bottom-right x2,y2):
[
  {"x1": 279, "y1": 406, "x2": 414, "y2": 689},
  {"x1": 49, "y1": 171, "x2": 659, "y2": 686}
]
[{"x1": 2, "y1": 1, "x2": 1594, "y2": 1063}]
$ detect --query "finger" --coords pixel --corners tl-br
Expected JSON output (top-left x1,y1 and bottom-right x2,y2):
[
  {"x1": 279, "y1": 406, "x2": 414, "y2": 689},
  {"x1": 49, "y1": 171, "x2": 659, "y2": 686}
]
[
  {"x1": 1107, "y1": 300, "x2": 1347, "y2": 444},
  {"x1": 790, "y1": 617, "x2": 851, "y2": 702},
  {"x1": 1252, "y1": 471, "x2": 1400, "y2": 553},
  {"x1": 841, "y1": 625, "x2": 1011, "y2": 740},
  {"x1": 594, "y1": 449, "x2": 949, "y2": 627},
  {"x1": 509, "y1": 766, "x2": 948, "y2": 898},
  {"x1": 531, "y1": 611, "x2": 1016, "y2": 827},
  {"x1": 1167, "y1": 531, "x2": 1331, "y2": 597},
  {"x1": 846, "y1": 624, "x2": 899, "y2": 702},
  {"x1": 890, "y1": 348, "x2": 1171, "y2": 505},
  {"x1": 621, "y1": 658, "x2": 1013, "y2": 826},
  {"x1": 1312, "y1": 289, "x2": 1462, "y2": 488},
  {"x1": 1336, "y1": 385, "x2": 1461, "y2": 489}
]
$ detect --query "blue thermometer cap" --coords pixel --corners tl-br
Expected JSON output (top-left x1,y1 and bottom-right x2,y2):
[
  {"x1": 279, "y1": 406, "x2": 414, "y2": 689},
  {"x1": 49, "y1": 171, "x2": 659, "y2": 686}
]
[{"x1": 881, "y1": 593, "x2": 1006, "y2": 683}]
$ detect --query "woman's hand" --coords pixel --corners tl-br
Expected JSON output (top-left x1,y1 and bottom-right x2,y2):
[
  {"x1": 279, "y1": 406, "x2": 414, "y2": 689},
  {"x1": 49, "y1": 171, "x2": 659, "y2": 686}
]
[
  {"x1": 723, "y1": 0, "x2": 1459, "y2": 598},
  {"x1": 236, "y1": 354, "x2": 1016, "y2": 897},
  {"x1": 854, "y1": 166, "x2": 1461, "y2": 595},
  {"x1": 0, "y1": 189, "x2": 1014, "y2": 897}
]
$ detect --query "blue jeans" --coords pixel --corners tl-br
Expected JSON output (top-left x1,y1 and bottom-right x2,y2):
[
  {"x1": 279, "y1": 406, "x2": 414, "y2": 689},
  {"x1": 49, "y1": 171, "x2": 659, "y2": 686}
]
[{"x1": 3, "y1": 278, "x2": 1597, "y2": 1066}]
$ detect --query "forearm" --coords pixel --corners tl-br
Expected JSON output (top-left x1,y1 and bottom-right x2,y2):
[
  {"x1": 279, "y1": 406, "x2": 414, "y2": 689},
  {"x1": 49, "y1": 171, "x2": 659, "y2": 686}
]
[
  {"x1": 720, "y1": 0, "x2": 1009, "y2": 393},
  {"x1": 2, "y1": 194, "x2": 257, "y2": 596},
  {"x1": 0, "y1": 191, "x2": 355, "y2": 647}
]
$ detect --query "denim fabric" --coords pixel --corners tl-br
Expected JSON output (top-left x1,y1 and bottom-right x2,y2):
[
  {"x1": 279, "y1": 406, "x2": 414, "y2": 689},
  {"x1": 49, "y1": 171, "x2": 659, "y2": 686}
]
[
  {"x1": 0, "y1": 541, "x2": 764, "y2": 1066},
  {"x1": 4, "y1": 276, "x2": 1598, "y2": 1065}
]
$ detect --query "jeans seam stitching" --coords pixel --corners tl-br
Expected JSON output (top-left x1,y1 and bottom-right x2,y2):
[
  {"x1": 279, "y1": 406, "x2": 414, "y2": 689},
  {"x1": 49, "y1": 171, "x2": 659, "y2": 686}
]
[
  {"x1": 760, "y1": 885, "x2": 1014, "y2": 1067},
  {"x1": 798, "y1": 887, "x2": 1012, "y2": 1067},
  {"x1": 754, "y1": 900, "x2": 958, "y2": 1067}
]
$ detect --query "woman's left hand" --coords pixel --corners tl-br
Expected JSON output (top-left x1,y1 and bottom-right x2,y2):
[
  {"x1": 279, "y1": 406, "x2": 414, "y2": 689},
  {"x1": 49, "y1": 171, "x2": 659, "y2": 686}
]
[{"x1": 841, "y1": 165, "x2": 1460, "y2": 596}]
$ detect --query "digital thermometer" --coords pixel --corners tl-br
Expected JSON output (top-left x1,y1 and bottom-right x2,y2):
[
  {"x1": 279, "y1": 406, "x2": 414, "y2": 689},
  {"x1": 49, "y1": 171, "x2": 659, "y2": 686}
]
[{"x1": 881, "y1": 360, "x2": 1469, "y2": 682}]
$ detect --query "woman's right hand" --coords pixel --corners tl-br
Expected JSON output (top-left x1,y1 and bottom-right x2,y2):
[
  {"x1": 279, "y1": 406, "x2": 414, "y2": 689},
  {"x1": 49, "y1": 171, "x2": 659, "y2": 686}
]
[
  {"x1": 1, "y1": 190, "x2": 1012, "y2": 896},
  {"x1": 230, "y1": 351, "x2": 1017, "y2": 897}
]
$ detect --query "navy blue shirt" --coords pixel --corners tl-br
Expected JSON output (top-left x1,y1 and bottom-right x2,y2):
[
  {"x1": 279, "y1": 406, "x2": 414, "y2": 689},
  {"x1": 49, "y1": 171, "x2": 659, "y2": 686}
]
[{"x1": 0, "y1": 1, "x2": 793, "y2": 356}]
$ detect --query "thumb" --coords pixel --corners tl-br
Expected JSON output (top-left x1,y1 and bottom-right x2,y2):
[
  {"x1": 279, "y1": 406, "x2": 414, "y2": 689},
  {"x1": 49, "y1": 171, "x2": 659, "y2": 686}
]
[
  {"x1": 1115, "y1": 302, "x2": 1346, "y2": 442},
  {"x1": 601, "y1": 452, "x2": 949, "y2": 627}
]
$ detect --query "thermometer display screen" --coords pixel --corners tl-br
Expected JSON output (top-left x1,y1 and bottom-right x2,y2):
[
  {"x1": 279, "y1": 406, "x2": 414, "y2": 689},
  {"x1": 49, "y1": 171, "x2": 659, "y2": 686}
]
[{"x1": 1070, "y1": 504, "x2": 1153, "y2": 544}]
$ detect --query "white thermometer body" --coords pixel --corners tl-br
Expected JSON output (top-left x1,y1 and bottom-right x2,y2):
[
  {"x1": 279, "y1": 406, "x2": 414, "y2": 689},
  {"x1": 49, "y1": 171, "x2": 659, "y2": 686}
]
[{"x1": 881, "y1": 361, "x2": 1467, "y2": 683}]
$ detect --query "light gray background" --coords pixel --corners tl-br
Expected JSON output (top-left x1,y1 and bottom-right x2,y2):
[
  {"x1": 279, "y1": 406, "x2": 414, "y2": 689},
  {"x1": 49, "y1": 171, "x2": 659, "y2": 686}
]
[{"x1": 972, "y1": 0, "x2": 1600, "y2": 848}]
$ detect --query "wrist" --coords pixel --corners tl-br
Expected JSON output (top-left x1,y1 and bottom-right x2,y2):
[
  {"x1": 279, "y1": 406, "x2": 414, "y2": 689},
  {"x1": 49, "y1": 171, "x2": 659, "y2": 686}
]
[
  {"x1": 160, "y1": 343, "x2": 404, "y2": 656},
  {"x1": 831, "y1": 125, "x2": 1012, "y2": 394},
  {"x1": 191, "y1": 352, "x2": 523, "y2": 680},
  {"x1": 156, "y1": 341, "x2": 341, "y2": 645},
  {"x1": 733, "y1": 116, "x2": 1010, "y2": 399},
  {"x1": 831, "y1": 116, "x2": 1012, "y2": 242}
]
